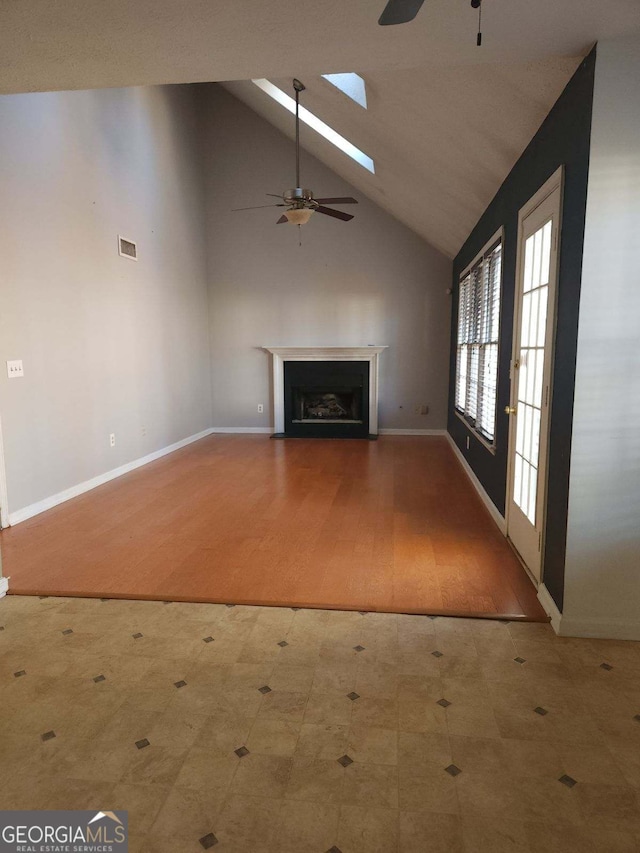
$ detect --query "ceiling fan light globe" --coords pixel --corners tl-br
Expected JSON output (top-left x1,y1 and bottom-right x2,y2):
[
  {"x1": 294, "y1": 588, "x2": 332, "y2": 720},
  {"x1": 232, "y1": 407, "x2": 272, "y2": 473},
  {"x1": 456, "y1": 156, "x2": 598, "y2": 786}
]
[{"x1": 285, "y1": 208, "x2": 314, "y2": 225}]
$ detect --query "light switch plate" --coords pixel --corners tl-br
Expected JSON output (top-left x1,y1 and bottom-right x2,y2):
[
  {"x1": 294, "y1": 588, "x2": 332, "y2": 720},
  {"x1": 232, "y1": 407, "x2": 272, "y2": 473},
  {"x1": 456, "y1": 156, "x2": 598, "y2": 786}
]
[{"x1": 7, "y1": 360, "x2": 24, "y2": 378}]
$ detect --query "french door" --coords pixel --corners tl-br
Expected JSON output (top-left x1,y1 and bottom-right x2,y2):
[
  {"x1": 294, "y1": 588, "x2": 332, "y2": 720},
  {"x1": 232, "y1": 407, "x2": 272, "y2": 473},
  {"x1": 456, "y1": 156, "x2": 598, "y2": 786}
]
[{"x1": 506, "y1": 169, "x2": 563, "y2": 582}]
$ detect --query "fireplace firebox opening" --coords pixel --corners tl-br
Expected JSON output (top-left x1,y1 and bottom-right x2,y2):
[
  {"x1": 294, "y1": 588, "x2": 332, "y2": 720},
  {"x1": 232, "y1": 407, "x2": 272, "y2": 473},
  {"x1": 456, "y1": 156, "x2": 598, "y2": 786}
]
[{"x1": 283, "y1": 360, "x2": 370, "y2": 438}]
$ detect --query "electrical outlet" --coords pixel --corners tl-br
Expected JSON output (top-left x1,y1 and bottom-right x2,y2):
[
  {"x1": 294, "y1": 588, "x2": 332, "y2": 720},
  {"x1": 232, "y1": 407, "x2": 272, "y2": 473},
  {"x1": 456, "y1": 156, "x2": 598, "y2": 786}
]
[
  {"x1": 109, "y1": 433, "x2": 116, "y2": 448},
  {"x1": 6, "y1": 360, "x2": 24, "y2": 379},
  {"x1": 257, "y1": 404, "x2": 264, "y2": 413},
  {"x1": 415, "y1": 405, "x2": 429, "y2": 415}
]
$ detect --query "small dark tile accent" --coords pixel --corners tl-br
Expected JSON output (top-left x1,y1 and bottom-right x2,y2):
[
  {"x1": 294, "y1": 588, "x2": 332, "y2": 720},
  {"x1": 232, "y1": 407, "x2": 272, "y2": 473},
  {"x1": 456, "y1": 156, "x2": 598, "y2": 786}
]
[
  {"x1": 327, "y1": 848, "x2": 343, "y2": 853},
  {"x1": 347, "y1": 692, "x2": 360, "y2": 701},
  {"x1": 225, "y1": 604, "x2": 236, "y2": 608},
  {"x1": 445, "y1": 764, "x2": 461, "y2": 777},
  {"x1": 358, "y1": 611, "x2": 368, "y2": 616},
  {"x1": 258, "y1": 685, "x2": 272, "y2": 695},
  {"x1": 41, "y1": 731, "x2": 56, "y2": 742},
  {"x1": 132, "y1": 633, "x2": 143, "y2": 639},
  {"x1": 427, "y1": 615, "x2": 438, "y2": 620},
  {"x1": 0, "y1": 626, "x2": 4, "y2": 631},
  {"x1": 14, "y1": 670, "x2": 26, "y2": 678},
  {"x1": 135, "y1": 739, "x2": 150, "y2": 750},
  {"x1": 163, "y1": 600, "x2": 172, "y2": 605},
  {"x1": 174, "y1": 680, "x2": 187, "y2": 689},
  {"x1": 62, "y1": 629, "x2": 73, "y2": 635},
  {"x1": 437, "y1": 698, "x2": 451, "y2": 708},
  {"x1": 278, "y1": 640, "x2": 289, "y2": 647},
  {"x1": 199, "y1": 834, "x2": 219, "y2": 849},
  {"x1": 600, "y1": 663, "x2": 613, "y2": 671},
  {"x1": 514, "y1": 657, "x2": 526, "y2": 664},
  {"x1": 534, "y1": 707, "x2": 548, "y2": 716},
  {"x1": 100, "y1": 598, "x2": 110, "y2": 602},
  {"x1": 39, "y1": 595, "x2": 49, "y2": 600},
  {"x1": 93, "y1": 675, "x2": 106, "y2": 683},
  {"x1": 291, "y1": 607, "x2": 301, "y2": 611},
  {"x1": 337, "y1": 755, "x2": 353, "y2": 767},
  {"x1": 234, "y1": 746, "x2": 250, "y2": 758},
  {"x1": 203, "y1": 636, "x2": 214, "y2": 643},
  {"x1": 431, "y1": 650, "x2": 443, "y2": 658},
  {"x1": 559, "y1": 774, "x2": 577, "y2": 788},
  {"x1": 353, "y1": 645, "x2": 365, "y2": 653},
  {"x1": 633, "y1": 714, "x2": 640, "y2": 722},
  {"x1": 503, "y1": 620, "x2": 511, "y2": 625}
]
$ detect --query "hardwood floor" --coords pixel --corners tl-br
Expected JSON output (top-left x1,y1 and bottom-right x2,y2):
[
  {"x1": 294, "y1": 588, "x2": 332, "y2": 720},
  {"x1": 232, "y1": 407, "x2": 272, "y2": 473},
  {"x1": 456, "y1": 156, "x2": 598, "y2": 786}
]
[{"x1": 2, "y1": 435, "x2": 547, "y2": 620}]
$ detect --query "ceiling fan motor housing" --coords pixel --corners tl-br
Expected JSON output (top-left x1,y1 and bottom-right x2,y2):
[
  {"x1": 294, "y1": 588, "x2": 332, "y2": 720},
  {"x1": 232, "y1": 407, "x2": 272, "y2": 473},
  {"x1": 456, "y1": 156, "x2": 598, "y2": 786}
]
[{"x1": 284, "y1": 188, "x2": 316, "y2": 208}]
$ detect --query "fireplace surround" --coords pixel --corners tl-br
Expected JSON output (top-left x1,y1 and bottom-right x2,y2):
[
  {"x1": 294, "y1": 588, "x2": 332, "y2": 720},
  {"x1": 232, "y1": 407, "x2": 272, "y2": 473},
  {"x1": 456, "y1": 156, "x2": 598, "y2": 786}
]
[{"x1": 263, "y1": 346, "x2": 387, "y2": 439}]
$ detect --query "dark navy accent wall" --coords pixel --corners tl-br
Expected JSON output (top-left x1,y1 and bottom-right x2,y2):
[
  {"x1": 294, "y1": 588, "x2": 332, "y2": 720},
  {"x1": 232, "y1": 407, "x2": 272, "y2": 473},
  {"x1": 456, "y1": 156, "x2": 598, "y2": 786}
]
[{"x1": 447, "y1": 49, "x2": 596, "y2": 611}]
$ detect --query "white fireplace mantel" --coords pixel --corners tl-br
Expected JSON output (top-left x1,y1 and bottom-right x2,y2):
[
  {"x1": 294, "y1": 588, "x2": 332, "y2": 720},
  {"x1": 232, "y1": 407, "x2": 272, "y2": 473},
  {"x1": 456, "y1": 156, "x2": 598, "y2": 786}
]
[{"x1": 263, "y1": 346, "x2": 388, "y2": 435}]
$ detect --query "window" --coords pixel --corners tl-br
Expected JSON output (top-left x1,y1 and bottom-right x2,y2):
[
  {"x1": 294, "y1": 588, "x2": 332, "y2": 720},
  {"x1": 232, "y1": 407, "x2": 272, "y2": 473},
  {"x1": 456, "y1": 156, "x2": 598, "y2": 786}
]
[
  {"x1": 251, "y1": 79, "x2": 375, "y2": 174},
  {"x1": 455, "y1": 236, "x2": 502, "y2": 445},
  {"x1": 322, "y1": 73, "x2": 367, "y2": 109}
]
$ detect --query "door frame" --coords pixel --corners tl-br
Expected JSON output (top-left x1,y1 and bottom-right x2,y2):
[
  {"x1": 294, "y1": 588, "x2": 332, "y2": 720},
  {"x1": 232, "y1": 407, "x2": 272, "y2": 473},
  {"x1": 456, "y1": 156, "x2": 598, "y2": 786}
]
[
  {"x1": 0, "y1": 414, "x2": 10, "y2": 529},
  {"x1": 505, "y1": 166, "x2": 564, "y2": 583}
]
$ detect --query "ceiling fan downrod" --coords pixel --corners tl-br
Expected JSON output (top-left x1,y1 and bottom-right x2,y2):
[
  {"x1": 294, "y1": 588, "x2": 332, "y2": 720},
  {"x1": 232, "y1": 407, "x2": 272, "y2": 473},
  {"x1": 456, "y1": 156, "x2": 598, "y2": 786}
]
[{"x1": 293, "y1": 78, "x2": 305, "y2": 189}]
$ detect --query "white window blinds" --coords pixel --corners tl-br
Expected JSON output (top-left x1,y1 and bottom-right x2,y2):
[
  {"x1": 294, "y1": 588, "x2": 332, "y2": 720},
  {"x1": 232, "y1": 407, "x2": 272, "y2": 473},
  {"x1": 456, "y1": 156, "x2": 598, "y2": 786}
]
[{"x1": 455, "y1": 240, "x2": 502, "y2": 443}]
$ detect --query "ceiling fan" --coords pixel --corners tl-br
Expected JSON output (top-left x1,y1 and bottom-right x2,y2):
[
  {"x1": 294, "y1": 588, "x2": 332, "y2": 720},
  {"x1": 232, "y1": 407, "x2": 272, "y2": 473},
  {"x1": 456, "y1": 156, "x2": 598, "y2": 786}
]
[
  {"x1": 378, "y1": 0, "x2": 426, "y2": 25},
  {"x1": 233, "y1": 78, "x2": 358, "y2": 227},
  {"x1": 378, "y1": 0, "x2": 484, "y2": 45}
]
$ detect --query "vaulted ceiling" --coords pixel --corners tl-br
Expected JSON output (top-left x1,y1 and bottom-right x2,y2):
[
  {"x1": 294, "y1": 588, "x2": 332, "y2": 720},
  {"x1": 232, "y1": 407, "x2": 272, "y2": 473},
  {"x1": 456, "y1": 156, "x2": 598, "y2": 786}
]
[{"x1": 3, "y1": 0, "x2": 640, "y2": 256}]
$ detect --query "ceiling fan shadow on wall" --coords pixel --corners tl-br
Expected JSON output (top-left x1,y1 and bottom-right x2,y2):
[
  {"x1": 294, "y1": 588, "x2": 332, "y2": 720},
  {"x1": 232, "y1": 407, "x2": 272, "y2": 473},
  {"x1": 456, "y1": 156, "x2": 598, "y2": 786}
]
[{"x1": 232, "y1": 79, "x2": 358, "y2": 231}]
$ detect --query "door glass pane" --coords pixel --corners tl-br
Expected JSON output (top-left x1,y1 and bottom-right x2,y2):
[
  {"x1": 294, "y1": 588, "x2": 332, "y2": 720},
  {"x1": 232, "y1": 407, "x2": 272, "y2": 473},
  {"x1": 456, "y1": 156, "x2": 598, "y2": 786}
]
[{"x1": 513, "y1": 217, "x2": 553, "y2": 525}]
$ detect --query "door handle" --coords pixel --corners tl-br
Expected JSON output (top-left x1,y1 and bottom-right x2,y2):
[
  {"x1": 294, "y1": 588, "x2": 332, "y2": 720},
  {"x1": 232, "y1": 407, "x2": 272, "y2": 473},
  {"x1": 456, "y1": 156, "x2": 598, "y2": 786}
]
[{"x1": 505, "y1": 406, "x2": 517, "y2": 415}]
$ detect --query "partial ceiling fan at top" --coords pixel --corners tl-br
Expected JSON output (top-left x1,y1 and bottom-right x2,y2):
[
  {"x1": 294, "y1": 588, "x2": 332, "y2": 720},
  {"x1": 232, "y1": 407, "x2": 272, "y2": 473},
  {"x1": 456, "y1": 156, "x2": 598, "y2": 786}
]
[
  {"x1": 378, "y1": 0, "x2": 485, "y2": 46},
  {"x1": 232, "y1": 78, "x2": 358, "y2": 228}
]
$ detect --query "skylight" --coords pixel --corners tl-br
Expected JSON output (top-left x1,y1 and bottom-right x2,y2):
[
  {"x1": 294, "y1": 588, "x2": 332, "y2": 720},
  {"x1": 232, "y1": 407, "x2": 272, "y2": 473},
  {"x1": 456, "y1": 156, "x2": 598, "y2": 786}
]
[
  {"x1": 251, "y1": 78, "x2": 375, "y2": 175},
  {"x1": 322, "y1": 73, "x2": 367, "y2": 109}
]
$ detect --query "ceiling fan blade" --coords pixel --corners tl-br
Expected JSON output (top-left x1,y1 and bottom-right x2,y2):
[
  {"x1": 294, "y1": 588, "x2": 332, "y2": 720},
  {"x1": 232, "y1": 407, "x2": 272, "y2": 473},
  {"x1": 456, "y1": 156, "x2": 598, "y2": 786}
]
[
  {"x1": 314, "y1": 197, "x2": 359, "y2": 205},
  {"x1": 276, "y1": 215, "x2": 288, "y2": 224},
  {"x1": 315, "y1": 205, "x2": 354, "y2": 222},
  {"x1": 232, "y1": 204, "x2": 285, "y2": 211},
  {"x1": 378, "y1": 0, "x2": 426, "y2": 25}
]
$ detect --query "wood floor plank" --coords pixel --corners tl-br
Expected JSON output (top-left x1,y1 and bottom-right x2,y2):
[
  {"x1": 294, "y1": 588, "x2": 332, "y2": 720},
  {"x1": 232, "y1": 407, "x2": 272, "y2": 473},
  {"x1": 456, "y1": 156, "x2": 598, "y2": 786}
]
[{"x1": 1, "y1": 435, "x2": 548, "y2": 621}]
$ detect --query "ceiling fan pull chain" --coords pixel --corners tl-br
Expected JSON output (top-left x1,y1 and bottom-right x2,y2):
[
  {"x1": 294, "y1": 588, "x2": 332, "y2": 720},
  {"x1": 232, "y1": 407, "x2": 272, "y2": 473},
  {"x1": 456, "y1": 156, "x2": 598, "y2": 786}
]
[{"x1": 477, "y1": 0, "x2": 482, "y2": 46}]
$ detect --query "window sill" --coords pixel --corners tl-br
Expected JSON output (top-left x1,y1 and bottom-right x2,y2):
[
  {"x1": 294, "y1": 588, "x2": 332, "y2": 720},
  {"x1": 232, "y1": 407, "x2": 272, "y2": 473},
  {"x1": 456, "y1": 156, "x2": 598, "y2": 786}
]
[{"x1": 454, "y1": 410, "x2": 497, "y2": 455}]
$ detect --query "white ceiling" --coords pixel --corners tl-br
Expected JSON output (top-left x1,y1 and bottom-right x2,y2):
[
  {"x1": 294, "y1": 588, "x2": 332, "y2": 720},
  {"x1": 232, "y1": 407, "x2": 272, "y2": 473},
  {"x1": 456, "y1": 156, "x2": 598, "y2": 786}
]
[{"x1": 3, "y1": 0, "x2": 640, "y2": 256}]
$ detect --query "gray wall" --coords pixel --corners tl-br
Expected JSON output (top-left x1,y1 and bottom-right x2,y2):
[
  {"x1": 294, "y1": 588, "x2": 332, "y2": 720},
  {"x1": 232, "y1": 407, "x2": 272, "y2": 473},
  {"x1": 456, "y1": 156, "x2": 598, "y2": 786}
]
[
  {"x1": 199, "y1": 85, "x2": 452, "y2": 431},
  {"x1": 563, "y1": 34, "x2": 640, "y2": 639},
  {"x1": 0, "y1": 85, "x2": 212, "y2": 515}
]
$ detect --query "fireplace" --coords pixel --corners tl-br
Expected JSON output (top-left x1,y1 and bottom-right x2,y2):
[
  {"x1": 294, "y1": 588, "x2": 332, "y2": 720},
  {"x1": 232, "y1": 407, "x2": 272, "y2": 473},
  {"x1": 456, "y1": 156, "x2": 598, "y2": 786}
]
[
  {"x1": 284, "y1": 361, "x2": 369, "y2": 438},
  {"x1": 263, "y1": 346, "x2": 387, "y2": 439}
]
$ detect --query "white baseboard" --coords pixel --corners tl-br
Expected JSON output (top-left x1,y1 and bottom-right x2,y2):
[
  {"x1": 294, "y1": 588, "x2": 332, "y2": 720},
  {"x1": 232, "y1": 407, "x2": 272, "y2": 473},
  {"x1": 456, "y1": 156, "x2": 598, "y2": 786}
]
[
  {"x1": 379, "y1": 429, "x2": 446, "y2": 436},
  {"x1": 557, "y1": 613, "x2": 640, "y2": 641},
  {"x1": 537, "y1": 583, "x2": 640, "y2": 640},
  {"x1": 210, "y1": 427, "x2": 273, "y2": 434},
  {"x1": 209, "y1": 428, "x2": 447, "y2": 437},
  {"x1": 537, "y1": 583, "x2": 562, "y2": 634},
  {"x1": 8, "y1": 428, "x2": 215, "y2": 526},
  {"x1": 445, "y1": 433, "x2": 507, "y2": 534},
  {"x1": 0, "y1": 576, "x2": 8, "y2": 598}
]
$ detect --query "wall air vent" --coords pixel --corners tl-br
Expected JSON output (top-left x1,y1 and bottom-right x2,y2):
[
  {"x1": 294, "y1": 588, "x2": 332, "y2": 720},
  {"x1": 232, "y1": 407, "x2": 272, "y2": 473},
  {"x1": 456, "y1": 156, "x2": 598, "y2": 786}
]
[{"x1": 118, "y1": 235, "x2": 138, "y2": 261}]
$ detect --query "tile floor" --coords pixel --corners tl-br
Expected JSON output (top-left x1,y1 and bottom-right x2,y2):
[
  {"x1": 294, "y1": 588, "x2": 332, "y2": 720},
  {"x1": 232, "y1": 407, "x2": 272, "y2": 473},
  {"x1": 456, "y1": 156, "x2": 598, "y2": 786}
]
[{"x1": 0, "y1": 594, "x2": 639, "y2": 852}]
